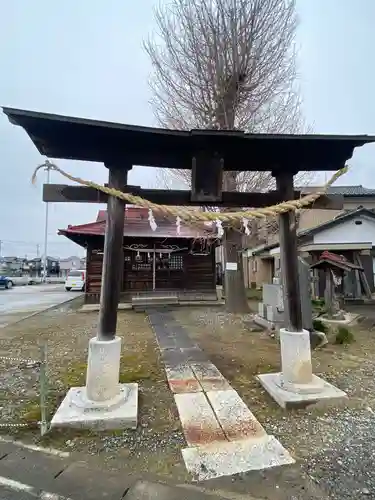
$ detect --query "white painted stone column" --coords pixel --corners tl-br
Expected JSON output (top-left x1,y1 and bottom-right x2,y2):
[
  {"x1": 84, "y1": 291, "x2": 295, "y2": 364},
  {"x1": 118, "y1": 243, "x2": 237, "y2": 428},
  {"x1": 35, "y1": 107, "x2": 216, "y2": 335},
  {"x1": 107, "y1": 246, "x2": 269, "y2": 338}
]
[
  {"x1": 279, "y1": 328, "x2": 313, "y2": 390},
  {"x1": 86, "y1": 337, "x2": 122, "y2": 402},
  {"x1": 257, "y1": 326, "x2": 347, "y2": 408},
  {"x1": 50, "y1": 334, "x2": 138, "y2": 429}
]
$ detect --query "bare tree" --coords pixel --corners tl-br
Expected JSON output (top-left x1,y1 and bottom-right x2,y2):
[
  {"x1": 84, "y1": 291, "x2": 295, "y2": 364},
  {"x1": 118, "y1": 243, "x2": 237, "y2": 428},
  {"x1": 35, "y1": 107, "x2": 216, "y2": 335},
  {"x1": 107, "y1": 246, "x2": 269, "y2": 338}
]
[{"x1": 145, "y1": 0, "x2": 309, "y2": 313}]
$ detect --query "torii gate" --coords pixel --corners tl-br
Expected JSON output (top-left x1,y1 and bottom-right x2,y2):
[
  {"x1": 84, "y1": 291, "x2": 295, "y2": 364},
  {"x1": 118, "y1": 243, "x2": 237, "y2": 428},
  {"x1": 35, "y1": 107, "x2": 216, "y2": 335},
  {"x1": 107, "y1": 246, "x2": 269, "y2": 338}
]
[{"x1": 3, "y1": 106, "x2": 374, "y2": 426}]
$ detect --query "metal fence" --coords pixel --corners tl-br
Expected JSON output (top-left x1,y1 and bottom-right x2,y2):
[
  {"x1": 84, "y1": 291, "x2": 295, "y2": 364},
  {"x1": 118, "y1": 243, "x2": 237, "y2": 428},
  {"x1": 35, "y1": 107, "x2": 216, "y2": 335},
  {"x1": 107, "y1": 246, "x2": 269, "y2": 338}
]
[{"x1": 0, "y1": 343, "x2": 49, "y2": 436}]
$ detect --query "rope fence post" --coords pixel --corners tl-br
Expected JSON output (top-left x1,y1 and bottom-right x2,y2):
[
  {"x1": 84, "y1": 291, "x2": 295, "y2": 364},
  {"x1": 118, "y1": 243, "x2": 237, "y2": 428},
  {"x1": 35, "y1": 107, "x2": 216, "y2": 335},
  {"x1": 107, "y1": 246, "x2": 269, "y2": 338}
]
[
  {"x1": 0, "y1": 351, "x2": 48, "y2": 432},
  {"x1": 39, "y1": 342, "x2": 48, "y2": 437}
]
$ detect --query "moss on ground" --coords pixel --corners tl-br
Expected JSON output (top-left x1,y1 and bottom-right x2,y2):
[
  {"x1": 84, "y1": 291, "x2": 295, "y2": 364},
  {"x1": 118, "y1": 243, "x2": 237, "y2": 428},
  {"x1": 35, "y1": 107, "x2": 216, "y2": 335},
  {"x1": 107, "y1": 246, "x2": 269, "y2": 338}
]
[
  {"x1": 60, "y1": 350, "x2": 162, "y2": 389},
  {"x1": 246, "y1": 288, "x2": 262, "y2": 301},
  {"x1": 119, "y1": 351, "x2": 161, "y2": 383},
  {"x1": 335, "y1": 326, "x2": 355, "y2": 345},
  {"x1": 20, "y1": 400, "x2": 41, "y2": 424},
  {"x1": 61, "y1": 361, "x2": 87, "y2": 387}
]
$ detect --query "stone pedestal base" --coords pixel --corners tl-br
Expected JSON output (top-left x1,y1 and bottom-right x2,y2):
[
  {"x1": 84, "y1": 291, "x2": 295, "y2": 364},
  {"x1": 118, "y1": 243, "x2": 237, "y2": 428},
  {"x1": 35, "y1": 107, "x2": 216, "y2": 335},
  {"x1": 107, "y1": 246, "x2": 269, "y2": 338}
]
[
  {"x1": 257, "y1": 372, "x2": 347, "y2": 409},
  {"x1": 50, "y1": 335, "x2": 138, "y2": 430},
  {"x1": 50, "y1": 383, "x2": 138, "y2": 430},
  {"x1": 257, "y1": 328, "x2": 347, "y2": 409}
]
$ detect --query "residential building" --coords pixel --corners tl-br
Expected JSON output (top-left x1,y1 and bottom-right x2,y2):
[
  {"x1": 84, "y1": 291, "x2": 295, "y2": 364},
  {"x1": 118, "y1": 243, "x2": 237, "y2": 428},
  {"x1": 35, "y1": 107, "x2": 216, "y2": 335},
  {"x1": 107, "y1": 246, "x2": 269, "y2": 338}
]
[
  {"x1": 246, "y1": 207, "x2": 375, "y2": 300},
  {"x1": 247, "y1": 185, "x2": 375, "y2": 251},
  {"x1": 28, "y1": 256, "x2": 60, "y2": 278},
  {"x1": 244, "y1": 185, "x2": 375, "y2": 298},
  {"x1": 0, "y1": 257, "x2": 29, "y2": 276},
  {"x1": 59, "y1": 256, "x2": 86, "y2": 278}
]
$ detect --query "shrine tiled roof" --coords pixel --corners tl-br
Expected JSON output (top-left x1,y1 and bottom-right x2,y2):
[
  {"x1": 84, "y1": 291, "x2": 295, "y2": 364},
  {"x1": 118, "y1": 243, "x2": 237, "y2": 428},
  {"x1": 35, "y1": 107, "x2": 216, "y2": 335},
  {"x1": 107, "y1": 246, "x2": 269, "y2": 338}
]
[
  {"x1": 59, "y1": 209, "x2": 215, "y2": 240},
  {"x1": 310, "y1": 250, "x2": 363, "y2": 272}
]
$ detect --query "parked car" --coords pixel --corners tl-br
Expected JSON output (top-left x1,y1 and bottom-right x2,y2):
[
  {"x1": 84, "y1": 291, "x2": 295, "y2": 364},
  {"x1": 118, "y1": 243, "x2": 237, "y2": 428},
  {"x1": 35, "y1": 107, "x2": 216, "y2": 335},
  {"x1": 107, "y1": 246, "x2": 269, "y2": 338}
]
[
  {"x1": 28, "y1": 276, "x2": 42, "y2": 285},
  {"x1": 65, "y1": 270, "x2": 86, "y2": 291},
  {"x1": 0, "y1": 275, "x2": 13, "y2": 289},
  {"x1": 11, "y1": 276, "x2": 30, "y2": 286}
]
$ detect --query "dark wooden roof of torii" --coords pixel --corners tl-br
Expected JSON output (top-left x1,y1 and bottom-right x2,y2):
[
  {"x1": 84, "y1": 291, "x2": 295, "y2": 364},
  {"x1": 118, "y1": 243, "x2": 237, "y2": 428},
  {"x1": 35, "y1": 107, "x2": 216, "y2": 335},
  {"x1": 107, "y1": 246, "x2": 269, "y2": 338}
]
[{"x1": 3, "y1": 107, "x2": 375, "y2": 173}]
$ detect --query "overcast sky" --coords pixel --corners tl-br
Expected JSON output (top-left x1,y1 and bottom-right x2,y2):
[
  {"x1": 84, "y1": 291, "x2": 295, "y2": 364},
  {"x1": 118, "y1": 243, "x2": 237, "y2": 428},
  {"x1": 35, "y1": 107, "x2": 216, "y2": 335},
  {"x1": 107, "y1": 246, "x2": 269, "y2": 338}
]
[{"x1": 0, "y1": 0, "x2": 374, "y2": 258}]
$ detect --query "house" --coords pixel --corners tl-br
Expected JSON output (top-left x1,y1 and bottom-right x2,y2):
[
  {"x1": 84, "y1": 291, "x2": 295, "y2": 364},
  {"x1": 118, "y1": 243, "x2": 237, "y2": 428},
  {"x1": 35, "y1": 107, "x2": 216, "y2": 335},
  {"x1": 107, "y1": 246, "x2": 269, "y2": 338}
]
[
  {"x1": 244, "y1": 184, "x2": 375, "y2": 289},
  {"x1": 59, "y1": 256, "x2": 86, "y2": 278},
  {"x1": 296, "y1": 184, "x2": 375, "y2": 233},
  {"x1": 28, "y1": 256, "x2": 60, "y2": 278},
  {"x1": 0, "y1": 257, "x2": 29, "y2": 276},
  {"x1": 246, "y1": 207, "x2": 375, "y2": 300},
  {"x1": 245, "y1": 184, "x2": 375, "y2": 252},
  {"x1": 58, "y1": 208, "x2": 218, "y2": 304}
]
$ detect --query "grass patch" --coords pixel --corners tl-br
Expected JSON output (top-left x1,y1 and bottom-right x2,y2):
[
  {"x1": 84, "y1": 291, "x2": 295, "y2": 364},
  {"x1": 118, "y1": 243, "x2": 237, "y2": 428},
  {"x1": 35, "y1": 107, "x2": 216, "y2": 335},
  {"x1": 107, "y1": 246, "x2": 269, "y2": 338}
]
[
  {"x1": 335, "y1": 326, "x2": 354, "y2": 345},
  {"x1": 246, "y1": 288, "x2": 262, "y2": 301},
  {"x1": 312, "y1": 298, "x2": 325, "y2": 308},
  {"x1": 19, "y1": 391, "x2": 62, "y2": 428},
  {"x1": 60, "y1": 351, "x2": 162, "y2": 388},
  {"x1": 313, "y1": 318, "x2": 329, "y2": 334},
  {"x1": 20, "y1": 400, "x2": 41, "y2": 425},
  {"x1": 312, "y1": 298, "x2": 325, "y2": 315},
  {"x1": 119, "y1": 351, "x2": 161, "y2": 383},
  {"x1": 61, "y1": 361, "x2": 87, "y2": 387}
]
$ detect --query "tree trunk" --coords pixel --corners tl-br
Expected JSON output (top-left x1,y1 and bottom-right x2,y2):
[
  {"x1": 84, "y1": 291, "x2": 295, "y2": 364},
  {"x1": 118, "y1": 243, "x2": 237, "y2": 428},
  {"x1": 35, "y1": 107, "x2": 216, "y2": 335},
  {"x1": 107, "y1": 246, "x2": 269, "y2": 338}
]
[
  {"x1": 222, "y1": 169, "x2": 249, "y2": 314},
  {"x1": 223, "y1": 228, "x2": 249, "y2": 313},
  {"x1": 324, "y1": 269, "x2": 334, "y2": 319}
]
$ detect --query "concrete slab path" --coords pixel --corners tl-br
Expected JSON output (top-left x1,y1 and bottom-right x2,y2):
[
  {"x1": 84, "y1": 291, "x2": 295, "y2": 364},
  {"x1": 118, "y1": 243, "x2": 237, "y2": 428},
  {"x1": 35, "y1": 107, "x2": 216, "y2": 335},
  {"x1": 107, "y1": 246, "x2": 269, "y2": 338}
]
[{"x1": 146, "y1": 308, "x2": 294, "y2": 481}]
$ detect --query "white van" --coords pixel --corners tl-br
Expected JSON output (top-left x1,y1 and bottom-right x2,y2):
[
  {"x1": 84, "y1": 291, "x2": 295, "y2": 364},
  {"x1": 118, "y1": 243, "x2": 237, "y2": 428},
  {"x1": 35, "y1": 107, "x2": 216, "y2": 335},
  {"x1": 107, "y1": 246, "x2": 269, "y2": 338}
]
[{"x1": 65, "y1": 270, "x2": 86, "y2": 291}]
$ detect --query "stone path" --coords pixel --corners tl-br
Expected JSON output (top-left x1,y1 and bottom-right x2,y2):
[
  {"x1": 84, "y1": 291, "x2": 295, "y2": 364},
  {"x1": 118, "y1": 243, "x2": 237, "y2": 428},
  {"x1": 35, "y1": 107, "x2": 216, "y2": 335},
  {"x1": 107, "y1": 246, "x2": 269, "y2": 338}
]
[{"x1": 147, "y1": 308, "x2": 295, "y2": 481}]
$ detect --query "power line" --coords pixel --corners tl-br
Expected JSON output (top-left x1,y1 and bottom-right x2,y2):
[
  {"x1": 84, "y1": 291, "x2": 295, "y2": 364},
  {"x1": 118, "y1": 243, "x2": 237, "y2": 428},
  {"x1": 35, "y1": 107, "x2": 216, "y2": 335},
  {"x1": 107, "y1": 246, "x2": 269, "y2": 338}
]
[{"x1": 0, "y1": 239, "x2": 76, "y2": 246}]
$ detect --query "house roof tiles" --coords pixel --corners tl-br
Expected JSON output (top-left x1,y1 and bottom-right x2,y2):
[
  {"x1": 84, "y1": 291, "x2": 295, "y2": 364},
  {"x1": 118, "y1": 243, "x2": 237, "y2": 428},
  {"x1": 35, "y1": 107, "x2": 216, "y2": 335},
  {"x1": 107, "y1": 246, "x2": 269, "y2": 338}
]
[{"x1": 300, "y1": 185, "x2": 375, "y2": 196}]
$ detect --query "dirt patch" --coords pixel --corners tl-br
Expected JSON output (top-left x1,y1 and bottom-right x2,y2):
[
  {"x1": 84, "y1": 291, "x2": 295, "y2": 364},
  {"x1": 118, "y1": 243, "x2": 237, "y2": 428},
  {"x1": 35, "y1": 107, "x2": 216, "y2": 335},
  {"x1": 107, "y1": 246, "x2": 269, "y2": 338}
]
[{"x1": 0, "y1": 308, "x2": 188, "y2": 481}]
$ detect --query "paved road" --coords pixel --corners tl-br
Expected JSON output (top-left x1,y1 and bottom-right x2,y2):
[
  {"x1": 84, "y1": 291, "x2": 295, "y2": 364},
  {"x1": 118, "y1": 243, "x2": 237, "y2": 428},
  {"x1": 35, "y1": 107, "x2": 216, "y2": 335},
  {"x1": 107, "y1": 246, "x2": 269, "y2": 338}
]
[
  {"x1": 0, "y1": 439, "x2": 232, "y2": 500},
  {"x1": 0, "y1": 285, "x2": 82, "y2": 328}
]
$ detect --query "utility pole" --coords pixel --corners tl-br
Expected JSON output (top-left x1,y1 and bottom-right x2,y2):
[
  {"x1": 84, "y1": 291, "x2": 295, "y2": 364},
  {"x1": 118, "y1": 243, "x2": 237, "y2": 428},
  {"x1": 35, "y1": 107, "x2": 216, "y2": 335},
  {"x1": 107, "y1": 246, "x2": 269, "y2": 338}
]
[
  {"x1": 36, "y1": 244, "x2": 40, "y2": 258},
  {"x1": 39, "y1": 160, "x2": 53, "y2": 282}
]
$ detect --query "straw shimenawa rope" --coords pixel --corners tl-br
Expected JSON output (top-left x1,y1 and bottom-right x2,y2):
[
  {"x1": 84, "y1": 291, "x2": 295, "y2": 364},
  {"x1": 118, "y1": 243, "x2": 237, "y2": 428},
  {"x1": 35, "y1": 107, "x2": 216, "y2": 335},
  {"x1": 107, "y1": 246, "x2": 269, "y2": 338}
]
[{"x1": 31, "y1": 163, "x2": 348, "y2": 224}]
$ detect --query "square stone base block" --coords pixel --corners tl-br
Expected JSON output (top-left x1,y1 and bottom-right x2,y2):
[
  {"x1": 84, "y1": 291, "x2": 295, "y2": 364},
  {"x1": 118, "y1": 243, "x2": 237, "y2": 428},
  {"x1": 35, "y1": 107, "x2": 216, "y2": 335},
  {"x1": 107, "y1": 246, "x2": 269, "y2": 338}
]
[
  {"x1": 50, "y1": 383, "x2": 138, "y2": 430},
  {"x1": 257, "y1": 372, "x2": 347, "y2": 410}
]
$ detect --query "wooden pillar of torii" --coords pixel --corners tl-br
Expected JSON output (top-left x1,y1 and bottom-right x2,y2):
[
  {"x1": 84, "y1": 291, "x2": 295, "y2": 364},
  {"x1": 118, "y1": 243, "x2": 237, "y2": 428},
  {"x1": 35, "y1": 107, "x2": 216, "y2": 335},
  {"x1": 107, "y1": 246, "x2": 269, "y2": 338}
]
[
  {"x1": 84, "y1": 163, "x2": 134, "y2": 415},
  {"x1": 257, "y1": 169, "x2": 347, "y2": 409},
  {"x1": 98, "y1": 164, "x2": 131, "y2": 341},
  {"x1": 55, "y1": 162, "x2": 139, "y2": 430},
  {"x1": 274, "y1": 171, "x2": 302, "y2": 332}
]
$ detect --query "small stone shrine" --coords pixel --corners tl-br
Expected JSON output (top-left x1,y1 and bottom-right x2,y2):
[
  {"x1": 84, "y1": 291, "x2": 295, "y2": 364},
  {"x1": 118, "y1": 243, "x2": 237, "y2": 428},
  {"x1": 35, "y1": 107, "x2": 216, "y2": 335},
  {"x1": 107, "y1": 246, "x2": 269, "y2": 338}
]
[
  {"x1": 255, "y1": 257, "x2": 313, "y2": 331},
  {"x1": 257, "y1": 255, "x2": 347, "y2": 408}
]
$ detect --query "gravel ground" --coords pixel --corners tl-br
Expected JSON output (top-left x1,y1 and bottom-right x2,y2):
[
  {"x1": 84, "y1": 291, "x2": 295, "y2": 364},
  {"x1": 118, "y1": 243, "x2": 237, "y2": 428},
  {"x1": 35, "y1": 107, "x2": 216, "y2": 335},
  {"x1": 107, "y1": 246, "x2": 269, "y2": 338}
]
[
  {"x1": 173, "y1": 307, "x2": 375, "y2": 499},
  {"x1": 0, "y1": 363, "x2": 40, "y2": 425},
  {"x1": 0, "y1": 307, "x2": 188, "y2": 480},
  {"x1": 305, "y1": 408, "x2": 375, "y2": 499}
]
